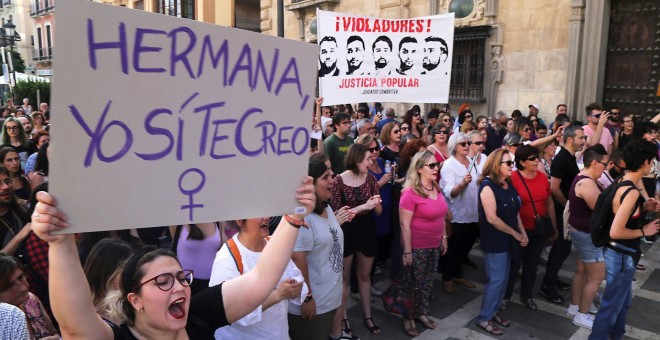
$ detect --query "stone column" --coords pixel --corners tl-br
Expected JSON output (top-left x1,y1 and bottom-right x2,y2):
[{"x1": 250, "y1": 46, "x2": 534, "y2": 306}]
[
  {"x1": 576, "y1": 0, "x2": 610, "y2": 120},
  {"x1": 565, "y1": 0, "x2": 585, "y2": 120}
]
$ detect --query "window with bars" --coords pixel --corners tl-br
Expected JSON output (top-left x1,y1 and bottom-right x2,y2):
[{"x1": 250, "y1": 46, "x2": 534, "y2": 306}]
[
  {"x1": 155, "y1": 0, "x2": 194, "y2": 19},
  {"x1": 449, "y1": 26, "x2": 490, "y2": 102}
]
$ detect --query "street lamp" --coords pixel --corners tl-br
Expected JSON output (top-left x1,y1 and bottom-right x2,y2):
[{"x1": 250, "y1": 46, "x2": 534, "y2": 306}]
[{"x1": 2, "y1": 19, "x2": 20, "y2": 102}]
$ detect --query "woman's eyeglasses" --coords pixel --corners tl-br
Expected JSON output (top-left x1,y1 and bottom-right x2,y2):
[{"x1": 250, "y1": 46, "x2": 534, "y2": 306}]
[
  {"x1": 525, "y1": 155, "x2": 539, "y2": 162},
  {"x1": 133, "y1": 270, "x2": 194, "y2": 292},
  {"x1": 401, "y1": 126, "x2": 410, "y2": 131},
  {"x1": 436, "y1": 130, "x2": 448, "y2": 135},
  {"x1": 368, "y1": 147, "x2": 379, "y2": 153},
  {"x1": 424, "y1": 162, "x2": 440, "y2": 170},
  {"x1": 501, "y1": 160, "x2": 514, "y2": 166},
  {"x1": 442, "y1": 119, "x2": 450, "y2": 122},
  {"x1": 471, "y1": 141, "x2": 484, "y2": 146},
  {"x1": 413, "y1": 113, "x2": 420, "y2": 117},
  {"x1": 522, "y1": 128, "x2": 531, "y2": 132},
  {"x1": 465, "y1": 115, "x2": 473, "y2": 119},
  {"x1": 5, "y1": 126, "x2": 19, "y2": 131},
  {"x1": 457, "y1": 142, "x2": 469, "y2": 147}
]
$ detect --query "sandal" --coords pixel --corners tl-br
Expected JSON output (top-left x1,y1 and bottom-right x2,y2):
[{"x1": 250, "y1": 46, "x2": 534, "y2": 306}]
[
  {"x1": 492, "y1": 313, "x2": 510, "y2": 328},
  {"x1": 364, "y1": 317, "x2": 381, "y2": 335},
  {"x1": 403, "y1": 319, "x2": 419, "y2": 337},
  {"x1": 477, "y1": 320, "x2": 504, "y2": 336},
  {"x1": 416, "y1": 315, "x2": 437, "y2": 329},
  {"x1": 341, "y1": 318, "x2": 353, "y2": 335}
]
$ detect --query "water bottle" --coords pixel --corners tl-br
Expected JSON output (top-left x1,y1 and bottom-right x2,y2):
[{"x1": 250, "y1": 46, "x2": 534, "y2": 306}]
[{"x1": 391, "y1": 162, "x2": 398, "y2": 184}]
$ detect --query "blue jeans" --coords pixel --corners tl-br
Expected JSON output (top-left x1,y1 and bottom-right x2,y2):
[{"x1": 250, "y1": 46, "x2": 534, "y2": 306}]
[
  {"x1": 477, "y1": 251, "x2": 510, "y2": 323},
  {"x1": 589, "y1": 247, "x2": 635, "y2": 340}
]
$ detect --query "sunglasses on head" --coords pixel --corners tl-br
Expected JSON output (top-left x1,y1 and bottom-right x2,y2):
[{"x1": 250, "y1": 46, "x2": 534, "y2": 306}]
[
  {"x1": 501, "y1": 160, "x2": 514, "y2": 166},
  {"x1": 424, "y1": 162, "x2": 440, "y2": 170}
]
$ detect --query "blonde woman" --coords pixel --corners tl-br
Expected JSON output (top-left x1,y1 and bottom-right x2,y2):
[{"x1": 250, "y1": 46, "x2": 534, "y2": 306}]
[{"x1": 399, "y1": 150, "x2": 448, "y2": 336}]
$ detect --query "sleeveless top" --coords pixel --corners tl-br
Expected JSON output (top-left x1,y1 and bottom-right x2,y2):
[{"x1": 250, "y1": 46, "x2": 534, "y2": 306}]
[
  {"x1": 568, "y1": 175, "x2": 603, "y2": 233},
  {"x1": 613, "y1": 188, "x2": 645, "y2": 252},
  {"x1": 176, "y1": 225, "x2": 222, "y2": 279},
  {"x1": 478, "y1": 178, "x2": 521, "y2": 253},
  {"x1": 617, "y1": 132, "x2": 631, "y2": 150}
]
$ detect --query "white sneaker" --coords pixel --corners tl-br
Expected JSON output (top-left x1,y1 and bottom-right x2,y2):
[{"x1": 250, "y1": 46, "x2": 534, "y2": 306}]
[
  {"x1": 588, "y1": 303, "x2": 599, "y2": 314},
  {"x1": 371, "y1": 286, "x2": 384, "y2": 296},
  {"x1": 572, "y1": 312, "x2": 594, "y2": 329},
  {"x1": 566, "y1": 304, "x2": 579, "y2": 316}
]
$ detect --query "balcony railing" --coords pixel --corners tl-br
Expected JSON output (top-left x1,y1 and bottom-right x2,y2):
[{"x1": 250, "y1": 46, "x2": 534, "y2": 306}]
[
  {"x1": 45, "y1": 0, "x2": 53, "y2": 11},
  {"x1": 30, "y1": 1, "x2": 39, "y2": 15},
  {"x1": 2, "y1": 0, "x2": 11, "y2": 8}
]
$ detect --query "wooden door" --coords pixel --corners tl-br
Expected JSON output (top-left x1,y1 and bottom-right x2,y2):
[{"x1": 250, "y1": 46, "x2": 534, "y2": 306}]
[{"x1": 603, "y1": 0, "x2": 659, "y2": 117}]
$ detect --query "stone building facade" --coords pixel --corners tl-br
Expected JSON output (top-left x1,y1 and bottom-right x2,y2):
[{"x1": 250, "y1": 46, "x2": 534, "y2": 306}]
[{"x1": 261, "y1": 0, "x2": 660, "y2": 123}]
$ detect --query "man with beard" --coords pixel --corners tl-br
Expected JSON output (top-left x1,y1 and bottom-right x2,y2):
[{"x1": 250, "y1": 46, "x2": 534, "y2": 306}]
[
  {"x1": 371, "y1": 36, "x2": 393, "y2": 75},
  {"x1": 422, "y1": 36, "x2": 449, "y2": 73},
  {"x1": 319, "y1": 36, "x2": 340, "y2": 77},
  {"x1": 345, "y1": 36, "x2": 369, "y2": 75},
  {"x1": 0, "y1": 167, "x2": 28, "y2": 256},
  {"x1": 396, "y1": 37, "x2": 420, "y2": 75}
]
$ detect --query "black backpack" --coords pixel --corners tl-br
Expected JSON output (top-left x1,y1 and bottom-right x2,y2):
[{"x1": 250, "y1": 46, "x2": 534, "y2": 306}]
[{"x1": 590, "y1": 179, "x2": 637, "y2": 247}]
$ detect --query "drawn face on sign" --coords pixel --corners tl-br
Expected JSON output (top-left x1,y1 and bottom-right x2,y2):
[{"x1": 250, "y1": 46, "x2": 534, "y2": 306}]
[
  {"x1": 319, "y1": 38, "x2": 339, "y2": 71},
  {"x1": 372, "y1": 37, "x2": 392, "y2": 70},
  {"x1": 422, "y1": 37, "x2": 449, "y2": 72},
  {"x1": 346, "y1": 37, "x2": 366, "y2": 73},
  {"x1": 397, "y1": 38, "x2": 419, "y2": 74}
]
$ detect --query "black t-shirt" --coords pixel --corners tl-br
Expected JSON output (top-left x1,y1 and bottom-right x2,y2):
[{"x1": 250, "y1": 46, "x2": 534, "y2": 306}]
[
  {"x1": 550, "y1": 147, "x2": 580, "y2": 203},
  {"x1": 108, "y1": 283, "x2": 228, "y2": 340}
]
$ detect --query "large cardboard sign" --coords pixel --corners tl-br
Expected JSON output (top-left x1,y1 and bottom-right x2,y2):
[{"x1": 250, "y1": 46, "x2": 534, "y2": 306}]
[
  {"x1": 317, "y1": 10, "x2": 455, "y2": 105},
  {"x1": 51, "y1": 0, "x2": 317, "y2": 233},
  {"x1": 317, "y1": 10, "x2": 454, "y2": 105}
]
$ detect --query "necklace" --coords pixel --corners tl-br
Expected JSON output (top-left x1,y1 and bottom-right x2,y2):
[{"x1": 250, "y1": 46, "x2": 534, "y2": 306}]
[{"x1": 422, "y1": 184, "x2": 433, "y2": 191}]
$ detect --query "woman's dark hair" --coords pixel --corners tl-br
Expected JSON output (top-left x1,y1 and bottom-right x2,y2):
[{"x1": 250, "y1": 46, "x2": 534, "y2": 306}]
[
  {"x1": 536, "y1": 124, "x2": 547, "y2": 132},
  {"x1": 403, "y1": 109, "x2": 423, "y2": 137},
  {"x1": 120, "y1": 247, "x2": 180, "y2": 323},
  {"x1": 309, "y1": 160, "x2": 330, "y2": 214},
  {"x1": 582, "y1": 144, "x2": 607, "y2": 169},
  {"x1": 458, "y1": 109, "x2": 472, "y2": 124},
  {"x1": 511, "y1": 110, "x2": 523, "y2": 119},
  {"x1": 632, "y1": 121, "x2": 656, "y2": 140},
  {"x1": 399, "y1": 138, "x2": 428, "y2": 174},
  {"x1": 0, "y1": 252, "x2": 24, "y2": 292},
  {"x1": 0, "y1": 147, "x2": 20, "y2": 175},
  {"x1": 344, "y1": 143, "x2": 369, "y2": 175},
  {"x1": 34, "y1": 142, "x2": 49, "y2": 176},
  {"x1": 310, "y1": 152, "x2": 329, "y2": 164},
  {"x1": 622, "y1": 140, "x2": 657, "y2": 171},
  {"x1": 514, "y1": 144, "x2": 539, "y2": 169},
  {"x1": 84, "y1": 239, "x2": 134, "y2": 305}
]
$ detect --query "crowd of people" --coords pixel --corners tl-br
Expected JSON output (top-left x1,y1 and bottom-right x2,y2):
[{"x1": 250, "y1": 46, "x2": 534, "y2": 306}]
[{"x1": 0, "y1": 97, "x2": 659, "y2": 340}]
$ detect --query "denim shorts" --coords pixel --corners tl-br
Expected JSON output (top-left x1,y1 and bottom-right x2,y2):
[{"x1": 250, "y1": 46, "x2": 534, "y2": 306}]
[{"x1": 570, "y1": 229, "x2": 604, "y2": 263}]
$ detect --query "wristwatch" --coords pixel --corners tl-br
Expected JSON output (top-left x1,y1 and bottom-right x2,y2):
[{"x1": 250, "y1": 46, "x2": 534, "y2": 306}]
[{"x1": 304, "y1": 294, "x2": 314, "y2": 303}]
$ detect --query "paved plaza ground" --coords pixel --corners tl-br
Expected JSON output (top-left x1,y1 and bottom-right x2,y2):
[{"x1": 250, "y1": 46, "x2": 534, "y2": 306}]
[{"x1": 345, "y1": 240, "x2": 660, "y2": 340}]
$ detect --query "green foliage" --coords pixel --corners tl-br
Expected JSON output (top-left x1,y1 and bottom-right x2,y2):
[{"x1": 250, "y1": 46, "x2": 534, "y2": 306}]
[
  {"x1": 15, "y1": 79, "x2": 50, "y2": 107},
  {"x1": 0, "y1": 50, "x2": 26, "y2": 74}
]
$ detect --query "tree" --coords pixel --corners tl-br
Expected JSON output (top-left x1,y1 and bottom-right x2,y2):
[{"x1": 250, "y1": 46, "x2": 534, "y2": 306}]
[
  {"x1": 0, "y1": 50, "x2": 26, "y2": 75},
  {"x1": 16, "y1": 79, "x2": 50, "y2": 107}
]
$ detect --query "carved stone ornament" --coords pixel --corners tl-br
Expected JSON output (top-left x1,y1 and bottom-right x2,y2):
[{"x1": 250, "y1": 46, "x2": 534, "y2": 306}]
[
  {"x1": 440, "y1": 0, "x2": 486, "y2": 27},
  {"x1": 305, "y1": 17, "x2": 317, "y2": 42}
]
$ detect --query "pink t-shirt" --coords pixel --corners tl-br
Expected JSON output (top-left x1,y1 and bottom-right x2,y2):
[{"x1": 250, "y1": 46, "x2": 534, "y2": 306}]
[
  {"x1": 583, "y1": 124, "x2": 613, "y2": 151},
  {"x1": 399, "y1": 187, "x2": 448, "y2": 249}
]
